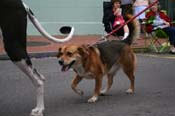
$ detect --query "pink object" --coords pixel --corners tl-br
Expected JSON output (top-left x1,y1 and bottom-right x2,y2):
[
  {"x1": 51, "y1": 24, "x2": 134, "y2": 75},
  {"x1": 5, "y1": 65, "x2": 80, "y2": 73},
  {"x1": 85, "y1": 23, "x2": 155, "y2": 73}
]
[{"x1": 113, "y1": 15, "x2": 125, "y2": 27}]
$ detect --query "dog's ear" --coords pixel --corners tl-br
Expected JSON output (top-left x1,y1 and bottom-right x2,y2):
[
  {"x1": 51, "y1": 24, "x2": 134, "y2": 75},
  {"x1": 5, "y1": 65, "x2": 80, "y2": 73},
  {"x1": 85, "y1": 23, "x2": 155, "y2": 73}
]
[
  {"x1": 57, "y1": 47, "x2": 63, "y2": 58},
  {"x1": 77, "y1": 45, "x2": 89, "y2": 58}
]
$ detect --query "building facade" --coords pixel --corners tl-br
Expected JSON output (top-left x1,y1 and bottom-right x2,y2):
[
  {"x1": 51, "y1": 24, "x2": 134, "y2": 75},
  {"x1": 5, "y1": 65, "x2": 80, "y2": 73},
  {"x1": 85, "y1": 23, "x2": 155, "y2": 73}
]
[
  {"x1": 26, "y1": 0, "x2": 104, "y2": 35},
  {"x1": 159, "y1": 0, "x2": 175, "y2": 20},
  {"x1": 26, "y1": 0, "x2": 174, "y2": 35}
]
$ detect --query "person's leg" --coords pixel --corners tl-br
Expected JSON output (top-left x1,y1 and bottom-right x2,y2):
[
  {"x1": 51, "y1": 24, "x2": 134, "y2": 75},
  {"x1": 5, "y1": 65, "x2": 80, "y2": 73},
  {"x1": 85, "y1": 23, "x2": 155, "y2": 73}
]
[
  {"x1": 0, "y1": 6, "x2": 45, "y2": 116},
  {"x1": 1, "y1": 9, "x2": 28, "y2": 61},
  {"x1": 163, "y1": 27, "x2": 175, "y2": 53},
  {"x1": 134, "y1": 6, "x2": 146, "y2": 33}
]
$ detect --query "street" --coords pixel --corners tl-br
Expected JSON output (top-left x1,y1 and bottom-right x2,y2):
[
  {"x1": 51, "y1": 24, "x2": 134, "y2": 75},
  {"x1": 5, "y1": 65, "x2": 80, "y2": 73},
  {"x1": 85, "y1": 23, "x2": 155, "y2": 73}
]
[{"x1": 0, "y1": 54, "x2": 175, "y2": 116}]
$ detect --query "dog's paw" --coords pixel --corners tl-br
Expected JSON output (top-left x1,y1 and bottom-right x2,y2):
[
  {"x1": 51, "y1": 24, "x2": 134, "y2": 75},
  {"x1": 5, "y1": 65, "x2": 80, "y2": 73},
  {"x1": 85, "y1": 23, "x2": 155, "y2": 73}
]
[
  {"x1": 76, "y1": 89, "x2": 84, "y2": 96},
  {"x1": 126, "y1": 88, "x2": 134, "y2": 94},
  {"x1": 88, "y1": 96, "x2": 98, "y2": 103},
  {"x1": 30, "y1": 107, "x2": 44, "y2": 116},
  {"x1": 100, "y1": 90, "x2": 107, "y2": 96}
]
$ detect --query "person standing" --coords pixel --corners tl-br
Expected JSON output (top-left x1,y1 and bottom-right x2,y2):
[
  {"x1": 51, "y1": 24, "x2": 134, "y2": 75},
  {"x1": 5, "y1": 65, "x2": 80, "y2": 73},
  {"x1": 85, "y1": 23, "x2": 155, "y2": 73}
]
[
  {"x1": 133, "y1": 0, "x2": 149, "y2": 22},
  {"x1": 0, "y1": 0, "x2": 45, "y2": 115}
]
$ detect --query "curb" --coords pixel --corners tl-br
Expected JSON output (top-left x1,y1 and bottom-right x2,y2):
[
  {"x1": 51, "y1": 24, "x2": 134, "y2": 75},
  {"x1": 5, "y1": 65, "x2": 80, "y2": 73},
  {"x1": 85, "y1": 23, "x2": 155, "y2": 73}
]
[
  {"x1": 133, "y1": 47, "x2": 149, "y2": 53},
  {"x1": 0, "y1": 51, "x2": 57, "y2": 60},
  {"x1": 0, "y1": 47, "x2": 148, "y2": 60}
]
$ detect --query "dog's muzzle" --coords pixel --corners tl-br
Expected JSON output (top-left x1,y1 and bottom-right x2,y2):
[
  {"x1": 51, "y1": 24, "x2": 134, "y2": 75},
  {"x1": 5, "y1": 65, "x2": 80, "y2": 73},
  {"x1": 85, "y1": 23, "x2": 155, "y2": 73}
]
[
  {"x1": 58, "y1": 60, "x2": 75, "y2": 72},
  {"x1": 58, "y1": 60, "x2": 64, "y2": 66}
]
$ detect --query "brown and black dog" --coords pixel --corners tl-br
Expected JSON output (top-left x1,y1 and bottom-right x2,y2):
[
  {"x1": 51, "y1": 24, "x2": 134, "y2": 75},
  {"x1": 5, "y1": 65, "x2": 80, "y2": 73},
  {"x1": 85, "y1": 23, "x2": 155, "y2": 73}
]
[{"x1": 57, "y1": 14, "x2": 140, "y2": 103}]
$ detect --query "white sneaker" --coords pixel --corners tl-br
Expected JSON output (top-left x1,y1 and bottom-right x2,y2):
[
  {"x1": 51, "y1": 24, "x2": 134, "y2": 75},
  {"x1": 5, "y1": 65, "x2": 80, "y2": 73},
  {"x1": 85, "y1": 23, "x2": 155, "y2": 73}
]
[{"x1": 170, "y1": 46, "x2": 175, "y2": 54}]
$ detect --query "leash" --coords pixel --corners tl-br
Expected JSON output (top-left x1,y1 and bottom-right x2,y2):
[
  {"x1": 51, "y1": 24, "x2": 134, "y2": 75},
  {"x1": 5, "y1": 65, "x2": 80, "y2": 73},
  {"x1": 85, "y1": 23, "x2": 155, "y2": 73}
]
[{"x1": 22, "y1": 2, "x2": 75, "y2": 43}]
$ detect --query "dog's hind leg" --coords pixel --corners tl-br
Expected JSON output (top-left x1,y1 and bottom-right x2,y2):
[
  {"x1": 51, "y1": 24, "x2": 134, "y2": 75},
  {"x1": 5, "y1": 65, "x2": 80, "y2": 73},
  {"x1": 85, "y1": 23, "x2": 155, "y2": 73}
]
[
  {"x1": 120, "y1": 54, "x2": 135, "y2": 94},
  {"x1": 123, "y1": 68, "x2": 135, "y2": 94},
  {"x1": 100, "y1": 65, "x2": 120, "y2": 95},
  {"x1": 14, "y1": 59, "x2": 45, "y2": 116},
  {"x1": 100, "y1": 73, "x2": 114, "y2": 95}
]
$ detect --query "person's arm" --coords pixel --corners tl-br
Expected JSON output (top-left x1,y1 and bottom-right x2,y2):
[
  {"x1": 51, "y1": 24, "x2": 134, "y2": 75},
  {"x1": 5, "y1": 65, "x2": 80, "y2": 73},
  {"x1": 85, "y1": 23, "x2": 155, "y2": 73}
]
[
  {"x1": 146, "y1": 11, "x2": 164, "y2": 26},
  {"x1": 146, "y1": 11, "x2": 155, "y2": 24},
  {"x1": 145, "y1": 11, "x2": 154, "y2": 33},
  {"x1": 153, "y1": 11, "x2": 171, "y2": 28},
  {"x1": 114, "y1": 8, "x2": 122, "y2": 16},
  {"x1": 162, "y1": 20, "x2": 170, "y2": 27},
  {"x1": 113, "y1": 7, "x2": 118, "y2": 16},
  {"x1": 160, "y1": 11, "x2": 171, "y2": 26}
]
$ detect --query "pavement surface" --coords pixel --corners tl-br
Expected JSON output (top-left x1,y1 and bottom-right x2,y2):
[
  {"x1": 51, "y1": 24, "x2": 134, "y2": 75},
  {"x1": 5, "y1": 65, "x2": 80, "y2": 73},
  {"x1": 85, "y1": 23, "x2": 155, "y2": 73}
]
[
  {"x1": 0, "y1": 34, "x2": 169, "y2": 60},
  {"x1": 0, "y1": 55, "x2": 175, "y2": 116},
  {"x1": 1, "y1": 33, "x2": 175, "y2": 116}
]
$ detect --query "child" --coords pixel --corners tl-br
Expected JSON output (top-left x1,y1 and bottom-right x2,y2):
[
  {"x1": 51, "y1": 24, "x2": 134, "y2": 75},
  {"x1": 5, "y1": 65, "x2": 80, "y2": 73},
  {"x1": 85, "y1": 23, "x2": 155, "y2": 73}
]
[{"x1": 112, "y1": 0, "x2": 129, "y2": 40}]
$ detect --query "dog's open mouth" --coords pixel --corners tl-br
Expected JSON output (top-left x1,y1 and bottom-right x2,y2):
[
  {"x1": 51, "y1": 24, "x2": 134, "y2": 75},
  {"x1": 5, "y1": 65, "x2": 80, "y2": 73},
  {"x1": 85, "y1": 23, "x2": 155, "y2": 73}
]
[{"x1": 61, "y1": 60, "x2": 75, "y2": 71}]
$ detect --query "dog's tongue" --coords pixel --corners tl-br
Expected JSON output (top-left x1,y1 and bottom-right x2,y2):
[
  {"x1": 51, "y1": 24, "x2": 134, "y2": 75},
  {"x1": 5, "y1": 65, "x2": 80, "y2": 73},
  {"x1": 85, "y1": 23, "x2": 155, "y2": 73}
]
[{"x1": 61, "y1": 65, "x2": 69, "y2": 72}]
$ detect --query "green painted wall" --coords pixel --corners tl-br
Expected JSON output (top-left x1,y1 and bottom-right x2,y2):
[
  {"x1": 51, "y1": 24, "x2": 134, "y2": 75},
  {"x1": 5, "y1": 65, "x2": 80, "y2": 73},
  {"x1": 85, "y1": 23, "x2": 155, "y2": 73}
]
[{"x1": 26, "y1": 0, "x2": 104, "y2": 35}]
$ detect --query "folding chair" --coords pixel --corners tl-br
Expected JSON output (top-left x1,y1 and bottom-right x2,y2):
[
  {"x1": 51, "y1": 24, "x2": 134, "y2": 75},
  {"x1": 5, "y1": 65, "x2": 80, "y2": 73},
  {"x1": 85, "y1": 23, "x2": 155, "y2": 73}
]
[
  {"x1": 144, "y1": 10, "x2": 170, "y2": 53},
  {"x1": 145, "y1": 28, "x2": 169, "y2": 53}
]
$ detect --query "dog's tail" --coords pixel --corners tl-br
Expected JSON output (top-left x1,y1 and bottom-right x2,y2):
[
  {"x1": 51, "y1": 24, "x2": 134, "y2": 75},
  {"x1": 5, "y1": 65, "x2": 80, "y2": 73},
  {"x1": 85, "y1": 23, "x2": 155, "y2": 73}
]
[{"x1": 122, "y1": 14, "x2": 140, "y2": 45}]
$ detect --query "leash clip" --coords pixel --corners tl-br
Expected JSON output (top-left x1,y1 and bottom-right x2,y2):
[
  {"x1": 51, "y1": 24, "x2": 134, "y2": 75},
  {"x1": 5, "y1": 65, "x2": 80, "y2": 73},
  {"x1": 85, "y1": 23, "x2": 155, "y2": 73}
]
[{"x1": 98, "y1": 35, "x2": 108, "y2": 43}]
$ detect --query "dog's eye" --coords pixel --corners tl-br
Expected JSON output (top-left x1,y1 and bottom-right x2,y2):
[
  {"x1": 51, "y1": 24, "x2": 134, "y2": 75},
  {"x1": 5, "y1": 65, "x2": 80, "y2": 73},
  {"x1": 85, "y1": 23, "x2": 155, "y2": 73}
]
[
  {"x1": 57, "y1": 52, "x2": 63, "y2": 57},
  {"x1": 67, "y1": 52, "x2": 73, "y2": 57}
]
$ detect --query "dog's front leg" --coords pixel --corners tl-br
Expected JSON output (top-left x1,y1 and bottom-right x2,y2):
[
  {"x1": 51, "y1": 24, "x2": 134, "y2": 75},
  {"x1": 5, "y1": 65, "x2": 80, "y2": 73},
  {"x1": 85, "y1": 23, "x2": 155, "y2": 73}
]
[
  {"x1": 71, "y1": 76, "x2": 83, "y2": 96},
  {"x1": 88, "y1": 75, "x2": 102, "y2": 103}
]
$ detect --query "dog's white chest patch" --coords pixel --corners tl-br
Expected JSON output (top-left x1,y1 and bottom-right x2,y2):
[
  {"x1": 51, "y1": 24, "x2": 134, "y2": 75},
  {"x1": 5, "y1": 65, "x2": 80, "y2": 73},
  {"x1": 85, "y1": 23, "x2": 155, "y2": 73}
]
[{"x1": 73, "y1": 65, "x2": 94, "y2": 79}]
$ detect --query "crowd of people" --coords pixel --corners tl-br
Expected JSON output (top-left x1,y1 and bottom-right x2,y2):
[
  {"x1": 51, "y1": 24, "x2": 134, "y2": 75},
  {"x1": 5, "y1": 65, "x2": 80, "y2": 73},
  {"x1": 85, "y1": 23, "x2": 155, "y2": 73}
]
[{"x1": 108, "y1": 0, "x2": 175, "y2": 54}]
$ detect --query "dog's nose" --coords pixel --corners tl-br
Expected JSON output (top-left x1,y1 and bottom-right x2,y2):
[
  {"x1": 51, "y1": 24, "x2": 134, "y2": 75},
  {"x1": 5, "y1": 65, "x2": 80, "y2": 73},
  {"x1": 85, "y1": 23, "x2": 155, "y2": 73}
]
[{"x1": 58, "y1": 60, "x2": 64, "y2": 65}]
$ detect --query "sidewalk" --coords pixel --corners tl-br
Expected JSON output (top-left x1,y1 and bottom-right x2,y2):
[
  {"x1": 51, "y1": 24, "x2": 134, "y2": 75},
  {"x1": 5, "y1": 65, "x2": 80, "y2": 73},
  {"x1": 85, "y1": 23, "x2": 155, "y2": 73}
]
[{"x1": 0, "y1": 34, "x2": 167, "y2": 60}]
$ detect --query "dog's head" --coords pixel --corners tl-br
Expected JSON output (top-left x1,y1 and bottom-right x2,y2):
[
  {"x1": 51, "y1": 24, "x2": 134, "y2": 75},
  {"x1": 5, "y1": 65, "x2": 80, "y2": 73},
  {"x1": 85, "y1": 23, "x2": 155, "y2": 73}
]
[{"x1": 57, "y1": 45, "x2": 89, "y2": 71}]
